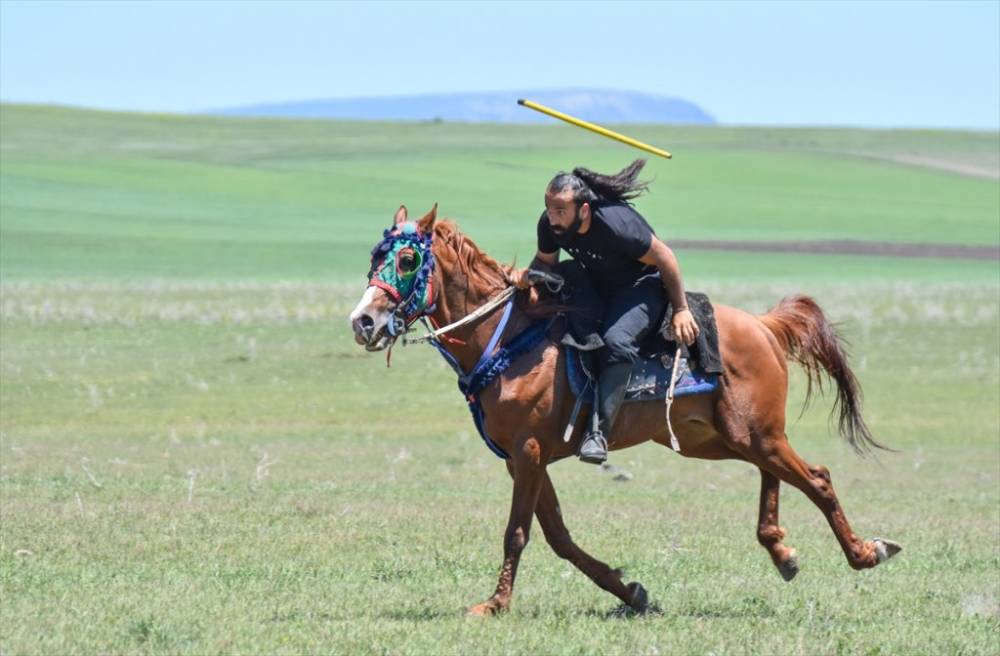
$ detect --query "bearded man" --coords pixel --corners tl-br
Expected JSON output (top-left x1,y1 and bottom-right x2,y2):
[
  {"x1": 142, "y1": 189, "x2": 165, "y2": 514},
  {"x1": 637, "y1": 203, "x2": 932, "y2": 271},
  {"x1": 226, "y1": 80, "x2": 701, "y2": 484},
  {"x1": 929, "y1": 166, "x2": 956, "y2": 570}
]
[{"x1": 515, "y1": 159, "x2": 699, "y2": 465}]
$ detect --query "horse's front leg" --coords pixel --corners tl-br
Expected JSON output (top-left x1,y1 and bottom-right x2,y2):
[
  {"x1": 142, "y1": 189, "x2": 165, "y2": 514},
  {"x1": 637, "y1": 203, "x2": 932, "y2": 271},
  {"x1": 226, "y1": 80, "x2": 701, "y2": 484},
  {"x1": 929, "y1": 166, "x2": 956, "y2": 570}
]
[
  {"x1": 467, "y1": 439, "x2": 544, "y2": 616},
  {"x1": 534, "y1": 471, "x2": 648, "y2": 611}
]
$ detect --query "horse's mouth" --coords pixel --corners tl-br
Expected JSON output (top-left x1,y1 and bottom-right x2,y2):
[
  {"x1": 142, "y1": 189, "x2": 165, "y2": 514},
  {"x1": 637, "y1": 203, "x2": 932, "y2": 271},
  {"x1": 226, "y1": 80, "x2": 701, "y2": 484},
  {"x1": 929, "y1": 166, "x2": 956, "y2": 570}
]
[{"x1": 363, "y1": 327, "x2": 395, "y2": 352}]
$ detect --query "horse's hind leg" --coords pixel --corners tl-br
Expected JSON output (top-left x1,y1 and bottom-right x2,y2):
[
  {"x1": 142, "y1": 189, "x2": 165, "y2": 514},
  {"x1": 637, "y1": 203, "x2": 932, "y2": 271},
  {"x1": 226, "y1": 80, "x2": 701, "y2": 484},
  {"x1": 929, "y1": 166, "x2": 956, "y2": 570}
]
[
  {"x1": 534, "y1": 471, "x2": 648, "y2": 612},
  {"x1": 757, "y1": 469, "x2": 800, "y2": 581},
  {"x1": 753, "y1": 436, "x2": 900, "y2": 570}
]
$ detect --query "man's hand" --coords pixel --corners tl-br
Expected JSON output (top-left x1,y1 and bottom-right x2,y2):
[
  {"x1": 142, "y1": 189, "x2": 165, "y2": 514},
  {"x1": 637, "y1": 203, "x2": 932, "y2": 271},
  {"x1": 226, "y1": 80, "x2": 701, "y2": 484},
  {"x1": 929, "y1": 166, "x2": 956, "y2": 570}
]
[
  {"x1": 512, "y1": 268, "x2": 533, "y2": 290},
  {"x1": 515, "y1": 251, "x2": 559, "y2": 290},
  {"x1": 671, "y1": 307, "x2": 700, "y2": 345}
]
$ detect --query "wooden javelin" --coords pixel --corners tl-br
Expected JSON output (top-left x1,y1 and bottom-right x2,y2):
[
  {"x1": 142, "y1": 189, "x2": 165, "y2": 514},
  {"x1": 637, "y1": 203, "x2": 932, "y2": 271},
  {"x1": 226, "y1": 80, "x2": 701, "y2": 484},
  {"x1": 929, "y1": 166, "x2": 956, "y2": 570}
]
[{"x1": 517, "y1": 98, "x2": 672, "y2": 159}]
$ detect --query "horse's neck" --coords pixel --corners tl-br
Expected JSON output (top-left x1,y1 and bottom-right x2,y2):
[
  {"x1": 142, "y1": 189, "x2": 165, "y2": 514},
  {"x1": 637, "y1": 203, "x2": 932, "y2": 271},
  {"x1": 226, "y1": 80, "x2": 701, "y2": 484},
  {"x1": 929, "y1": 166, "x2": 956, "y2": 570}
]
[{"x1": 427, "y1": 256, "x2": 525, "y2": 374}]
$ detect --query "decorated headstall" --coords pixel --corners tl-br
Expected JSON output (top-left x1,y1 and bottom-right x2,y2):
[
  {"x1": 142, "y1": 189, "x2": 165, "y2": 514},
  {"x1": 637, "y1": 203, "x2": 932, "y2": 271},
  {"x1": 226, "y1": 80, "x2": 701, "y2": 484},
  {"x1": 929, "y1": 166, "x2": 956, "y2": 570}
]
[{"x1": 366, "y1": 220, "x2": 436, "y2": 337}]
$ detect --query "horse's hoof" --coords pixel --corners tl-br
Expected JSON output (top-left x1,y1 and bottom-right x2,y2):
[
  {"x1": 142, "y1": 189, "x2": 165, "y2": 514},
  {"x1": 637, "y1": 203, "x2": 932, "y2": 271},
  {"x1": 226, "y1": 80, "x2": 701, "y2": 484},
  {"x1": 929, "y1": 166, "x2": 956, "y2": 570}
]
[
  {"x1": 778, "y1": 550, "x2": 800, "y2": 582},
  {"x1": 873, "y1": 537, "x2": 902, "y2": 564},
  {"x1": 626, "y1": 581, "x2": 649, "y2": 613}
]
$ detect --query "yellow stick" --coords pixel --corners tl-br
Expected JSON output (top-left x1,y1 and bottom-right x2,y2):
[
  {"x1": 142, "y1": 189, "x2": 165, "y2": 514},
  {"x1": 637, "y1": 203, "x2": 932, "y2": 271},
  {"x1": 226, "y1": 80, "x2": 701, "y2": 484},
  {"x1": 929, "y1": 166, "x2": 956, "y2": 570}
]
[{"x1": 517, "y1": 98, "x2": 672, "y2": 159}]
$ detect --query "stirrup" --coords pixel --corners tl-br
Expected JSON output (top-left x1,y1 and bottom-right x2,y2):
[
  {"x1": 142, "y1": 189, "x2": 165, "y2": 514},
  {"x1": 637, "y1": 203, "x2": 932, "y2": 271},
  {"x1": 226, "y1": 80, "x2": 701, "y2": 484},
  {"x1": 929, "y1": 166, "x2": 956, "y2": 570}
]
[{"x1": 578, "y1": 431, "x2": 608, "y2": 465}]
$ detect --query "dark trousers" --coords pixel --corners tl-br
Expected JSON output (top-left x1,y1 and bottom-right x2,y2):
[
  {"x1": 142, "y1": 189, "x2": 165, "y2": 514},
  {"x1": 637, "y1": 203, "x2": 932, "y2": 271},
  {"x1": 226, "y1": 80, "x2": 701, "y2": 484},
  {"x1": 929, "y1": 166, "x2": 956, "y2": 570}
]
[{"x1": 556, "y1": 261, "x2": 666, "y2": 369}]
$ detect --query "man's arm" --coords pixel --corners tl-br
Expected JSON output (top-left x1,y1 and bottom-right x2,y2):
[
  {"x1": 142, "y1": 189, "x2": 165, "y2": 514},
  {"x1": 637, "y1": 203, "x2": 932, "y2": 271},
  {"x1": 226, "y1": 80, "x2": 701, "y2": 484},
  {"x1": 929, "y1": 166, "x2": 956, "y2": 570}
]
[
  {"x1": 530, "y1": 249, "x2": 558, "y2": 272},
  {"x1": 639, "y1": 236, "x2": 699, "y2": 344},
  {"x1": 639, "y1": 237, "x2": 686, "y2": 309},
  {"x1": 515, "y1": 250, "x2": 558, "y2": 289}
]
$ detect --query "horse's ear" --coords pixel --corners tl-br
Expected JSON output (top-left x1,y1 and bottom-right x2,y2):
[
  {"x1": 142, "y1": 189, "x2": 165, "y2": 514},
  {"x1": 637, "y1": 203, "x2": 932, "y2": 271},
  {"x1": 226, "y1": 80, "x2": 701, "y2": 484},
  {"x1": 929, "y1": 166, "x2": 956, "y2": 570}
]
[
  {"x1": 394, "y1": 205, "x2": 408, "y2": 225},
  {"x1": 418, "y1": 203, "x2": 438, "y2": 232}
]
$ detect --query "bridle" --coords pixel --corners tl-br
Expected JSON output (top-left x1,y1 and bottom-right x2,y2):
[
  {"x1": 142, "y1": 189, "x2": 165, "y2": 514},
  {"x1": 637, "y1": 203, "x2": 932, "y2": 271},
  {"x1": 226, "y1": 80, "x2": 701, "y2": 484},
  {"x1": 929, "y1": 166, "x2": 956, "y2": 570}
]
[
  {"x1": 364, "y1": 221, "x2": 565, "y2": 356},
  {"x1": 365, "y1": 221, "x2": 437, "y2": 340}
]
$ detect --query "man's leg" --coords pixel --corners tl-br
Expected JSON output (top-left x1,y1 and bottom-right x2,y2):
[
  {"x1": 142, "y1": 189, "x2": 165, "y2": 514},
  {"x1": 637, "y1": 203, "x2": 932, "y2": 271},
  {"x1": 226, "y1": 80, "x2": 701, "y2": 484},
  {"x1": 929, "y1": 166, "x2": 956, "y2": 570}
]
[
  {"x1": 579, "y1": 276, "x2": 667, "y2": 464},
  {"x1": 555, "y1": 260, "x2": 604, "y2": 351}
]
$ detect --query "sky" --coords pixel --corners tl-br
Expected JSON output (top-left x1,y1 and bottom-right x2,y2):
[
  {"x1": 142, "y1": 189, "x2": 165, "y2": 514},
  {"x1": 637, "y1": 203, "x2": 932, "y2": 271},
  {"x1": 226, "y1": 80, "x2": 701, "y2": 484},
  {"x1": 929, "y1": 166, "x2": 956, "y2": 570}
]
[{"x1": 1, "y1": 0, "x2": 998, "y2": 129}]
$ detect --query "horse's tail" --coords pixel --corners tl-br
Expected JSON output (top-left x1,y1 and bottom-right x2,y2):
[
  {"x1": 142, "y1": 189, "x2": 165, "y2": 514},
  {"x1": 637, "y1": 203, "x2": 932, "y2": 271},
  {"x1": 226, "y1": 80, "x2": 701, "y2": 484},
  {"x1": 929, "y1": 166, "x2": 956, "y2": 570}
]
[{"x1": 760, "y1": 295, "x2": 889, "y2": 456}]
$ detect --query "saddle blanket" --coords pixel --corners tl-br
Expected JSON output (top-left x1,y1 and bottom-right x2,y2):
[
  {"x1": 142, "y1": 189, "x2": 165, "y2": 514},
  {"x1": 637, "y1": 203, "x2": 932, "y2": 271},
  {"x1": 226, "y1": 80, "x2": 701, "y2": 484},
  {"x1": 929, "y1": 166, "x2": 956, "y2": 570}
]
[{"x1": 566, "y1": 348, "x2": 719, "y2": 404}]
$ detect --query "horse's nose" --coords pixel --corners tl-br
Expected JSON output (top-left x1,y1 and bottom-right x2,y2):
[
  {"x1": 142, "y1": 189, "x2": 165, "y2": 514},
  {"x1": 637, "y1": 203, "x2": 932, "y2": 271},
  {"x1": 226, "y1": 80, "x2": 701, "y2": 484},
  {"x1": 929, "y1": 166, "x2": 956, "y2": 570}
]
[{"x1": 352, "y1": 314, "x2": 375, "y2": 342}]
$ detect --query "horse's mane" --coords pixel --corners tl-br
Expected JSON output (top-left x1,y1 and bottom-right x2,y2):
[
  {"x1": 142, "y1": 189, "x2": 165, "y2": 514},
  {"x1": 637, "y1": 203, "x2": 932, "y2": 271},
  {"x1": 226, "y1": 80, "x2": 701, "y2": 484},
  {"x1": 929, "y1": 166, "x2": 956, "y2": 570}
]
[
  {"x1": 433, "y1": 220, "x2": 511, "y2": 292},
  {"x1": 433, "y1": 219, "x2": 561, "y2": 319}
]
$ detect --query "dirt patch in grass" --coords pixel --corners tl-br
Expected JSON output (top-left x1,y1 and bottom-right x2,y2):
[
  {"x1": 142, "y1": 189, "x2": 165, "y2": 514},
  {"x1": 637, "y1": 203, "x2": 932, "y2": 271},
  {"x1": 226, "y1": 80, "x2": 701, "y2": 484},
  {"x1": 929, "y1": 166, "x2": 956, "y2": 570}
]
[
  {"x1": 879, "y1": 154, "x2": 999, "y2": 181},
  {"x1": 673, "y1": 239, "x2": 999, "y2": 260}
]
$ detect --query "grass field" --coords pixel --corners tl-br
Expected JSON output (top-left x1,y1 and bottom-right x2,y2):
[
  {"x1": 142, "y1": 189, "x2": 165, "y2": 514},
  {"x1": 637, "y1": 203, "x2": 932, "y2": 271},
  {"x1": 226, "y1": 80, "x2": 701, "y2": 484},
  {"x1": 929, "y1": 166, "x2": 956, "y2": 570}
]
[{"x1": 1, "y1": 104, "x2": 998, "y2": 655}]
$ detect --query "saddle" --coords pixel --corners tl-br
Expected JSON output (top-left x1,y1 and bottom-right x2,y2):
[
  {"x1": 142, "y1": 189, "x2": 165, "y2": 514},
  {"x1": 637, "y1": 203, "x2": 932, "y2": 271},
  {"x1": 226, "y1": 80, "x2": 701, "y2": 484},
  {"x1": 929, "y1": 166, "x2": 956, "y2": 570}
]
[
  {"x1": 557, "y1": 292, "x2": 723, "y2": 449},
  {"x1": 565, "y1": 346, "x2": 719, "y2": 405},
  {"x1": 563, "y1": 291, "x2": 723, "y2": 404}
]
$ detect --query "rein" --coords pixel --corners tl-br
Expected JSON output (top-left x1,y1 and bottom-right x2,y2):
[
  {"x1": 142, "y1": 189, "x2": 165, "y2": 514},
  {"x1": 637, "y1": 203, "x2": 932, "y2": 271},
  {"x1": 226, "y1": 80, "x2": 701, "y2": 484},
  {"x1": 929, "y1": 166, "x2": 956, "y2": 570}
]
[
  {"x1": 403, "y1": 269, "x2": 563, "y2": 345},
  {"x1": 364, "y1": 221, "x2": 565, "y2": 459},
  {"x1": 366, "y1": 219, "x2": 565, "y2": 368},
  {"x1": 403, "y1": 286, "x2": 516, "y2": 346}
]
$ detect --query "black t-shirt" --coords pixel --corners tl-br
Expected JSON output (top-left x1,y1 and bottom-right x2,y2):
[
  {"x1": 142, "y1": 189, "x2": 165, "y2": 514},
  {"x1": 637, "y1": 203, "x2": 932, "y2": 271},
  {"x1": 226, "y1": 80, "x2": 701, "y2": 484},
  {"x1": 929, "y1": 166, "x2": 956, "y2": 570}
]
[{"x1": 537, "y1": 202, "x2": 658, "y2": 293}]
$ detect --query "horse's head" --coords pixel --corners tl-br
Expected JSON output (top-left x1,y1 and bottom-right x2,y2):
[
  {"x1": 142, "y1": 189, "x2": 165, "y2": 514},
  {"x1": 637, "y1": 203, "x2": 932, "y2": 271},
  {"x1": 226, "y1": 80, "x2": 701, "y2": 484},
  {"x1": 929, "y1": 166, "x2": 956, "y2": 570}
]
[{"x1": 350, "y1": 204, "x2": 438, "y2": 351}]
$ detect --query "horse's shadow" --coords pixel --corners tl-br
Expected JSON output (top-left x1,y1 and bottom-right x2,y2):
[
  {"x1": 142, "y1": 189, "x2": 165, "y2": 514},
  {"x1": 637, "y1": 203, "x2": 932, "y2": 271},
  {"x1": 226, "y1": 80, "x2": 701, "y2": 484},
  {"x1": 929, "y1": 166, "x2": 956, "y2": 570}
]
[
  {"x1": 381, "y1": 596, "x2": 777, "y2": 621},
  {"x1": 593, "y1": 602, "x2": 666, "y2": 619},
  {"x1": 379, "y1": 604, "x2": 659, "y2": 622}
]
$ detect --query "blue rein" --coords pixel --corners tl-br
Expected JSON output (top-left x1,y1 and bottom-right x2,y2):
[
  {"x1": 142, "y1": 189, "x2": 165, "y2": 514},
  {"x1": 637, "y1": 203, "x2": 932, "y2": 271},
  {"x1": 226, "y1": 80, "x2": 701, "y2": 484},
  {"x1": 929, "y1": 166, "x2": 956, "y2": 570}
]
[
  {"x1": 367, "y1": 224, "x2": 550, "y2": 459},
  {"x1": 426, "y1": 296, "x2": 551, "y2": 459}
]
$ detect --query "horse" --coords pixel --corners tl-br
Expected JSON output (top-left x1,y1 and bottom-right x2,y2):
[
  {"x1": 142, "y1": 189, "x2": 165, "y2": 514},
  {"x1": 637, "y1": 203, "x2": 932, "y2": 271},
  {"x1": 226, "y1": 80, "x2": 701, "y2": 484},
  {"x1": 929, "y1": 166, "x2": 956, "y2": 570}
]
[{"x1": 349, "y1": 204, "x2": 901, "y2": 616}]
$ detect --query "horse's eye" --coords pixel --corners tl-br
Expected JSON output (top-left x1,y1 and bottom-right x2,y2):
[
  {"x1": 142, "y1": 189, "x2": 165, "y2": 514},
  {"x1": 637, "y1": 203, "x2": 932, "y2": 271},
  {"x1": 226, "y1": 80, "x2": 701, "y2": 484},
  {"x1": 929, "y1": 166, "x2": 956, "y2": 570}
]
[{"x1": 398, "y1": 250, "x2": 417, "y2": 274}]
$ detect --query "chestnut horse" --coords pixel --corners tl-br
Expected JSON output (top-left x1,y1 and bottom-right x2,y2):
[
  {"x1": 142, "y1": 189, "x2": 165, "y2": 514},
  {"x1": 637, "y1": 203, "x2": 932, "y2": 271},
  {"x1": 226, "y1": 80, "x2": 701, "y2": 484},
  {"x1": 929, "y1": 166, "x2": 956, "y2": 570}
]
[{"x1": 350, "y1": 205, "x2": 901, "y2": 616}]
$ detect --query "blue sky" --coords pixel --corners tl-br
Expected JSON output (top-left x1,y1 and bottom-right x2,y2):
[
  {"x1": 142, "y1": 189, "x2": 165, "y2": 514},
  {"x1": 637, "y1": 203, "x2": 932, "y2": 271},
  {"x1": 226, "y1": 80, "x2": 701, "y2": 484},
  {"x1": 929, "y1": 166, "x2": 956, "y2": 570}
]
[{"x1": 1, "y1": 0, "x2": 998, "y2": 128}]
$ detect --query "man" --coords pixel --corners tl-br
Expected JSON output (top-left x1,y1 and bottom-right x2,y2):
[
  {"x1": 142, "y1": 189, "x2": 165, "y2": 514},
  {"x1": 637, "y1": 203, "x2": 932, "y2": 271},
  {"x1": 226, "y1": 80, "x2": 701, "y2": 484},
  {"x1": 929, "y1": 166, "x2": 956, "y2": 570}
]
[{"x1": 515, "y1": 159, "x2": 699, "y2": 465}]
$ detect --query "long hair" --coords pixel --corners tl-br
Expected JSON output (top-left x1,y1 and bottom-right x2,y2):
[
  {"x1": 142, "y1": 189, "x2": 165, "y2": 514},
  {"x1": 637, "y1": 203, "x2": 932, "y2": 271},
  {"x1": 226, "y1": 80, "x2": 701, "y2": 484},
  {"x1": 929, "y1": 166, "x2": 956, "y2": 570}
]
[{"x1": 548, "y1": 158, "x2": 650, "y2": 206}]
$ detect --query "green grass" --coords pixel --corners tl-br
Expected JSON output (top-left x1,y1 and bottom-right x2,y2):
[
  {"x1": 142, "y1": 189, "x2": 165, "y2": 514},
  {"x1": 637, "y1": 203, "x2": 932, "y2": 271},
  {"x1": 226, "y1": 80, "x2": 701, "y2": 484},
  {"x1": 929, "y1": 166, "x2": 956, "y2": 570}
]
[
  {"x1": 1, "y1": 105, "x2": 998, "y2": 654},
  {"x1": 2, "y1": 104, "x2": 998, "y2": 281},
  {"x1": 2, "y1": 282, "x2": 998, "y2": 655}
]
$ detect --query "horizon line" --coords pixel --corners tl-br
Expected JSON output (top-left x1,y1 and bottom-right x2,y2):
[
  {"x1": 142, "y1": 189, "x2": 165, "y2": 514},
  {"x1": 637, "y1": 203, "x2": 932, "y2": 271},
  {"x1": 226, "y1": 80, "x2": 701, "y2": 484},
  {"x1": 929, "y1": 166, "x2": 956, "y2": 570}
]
[{"x1": 2, "y1": 99, "x2": 998, "y2": 134}]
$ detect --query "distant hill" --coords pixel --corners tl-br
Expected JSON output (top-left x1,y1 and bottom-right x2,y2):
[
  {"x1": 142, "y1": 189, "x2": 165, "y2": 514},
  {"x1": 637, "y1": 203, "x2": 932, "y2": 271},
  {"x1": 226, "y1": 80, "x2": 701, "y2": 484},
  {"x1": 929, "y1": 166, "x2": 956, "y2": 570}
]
[{"x1": 209, "y1": 89, "x2": 716, "y2": 124}]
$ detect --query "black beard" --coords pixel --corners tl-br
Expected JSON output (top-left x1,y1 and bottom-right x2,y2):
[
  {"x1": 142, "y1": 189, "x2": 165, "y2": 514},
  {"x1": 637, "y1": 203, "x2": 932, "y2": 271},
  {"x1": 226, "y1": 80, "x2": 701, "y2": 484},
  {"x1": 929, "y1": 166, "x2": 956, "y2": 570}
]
[{"x1": 550, "y1": 207, "x2": 583, "y2": 244}]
